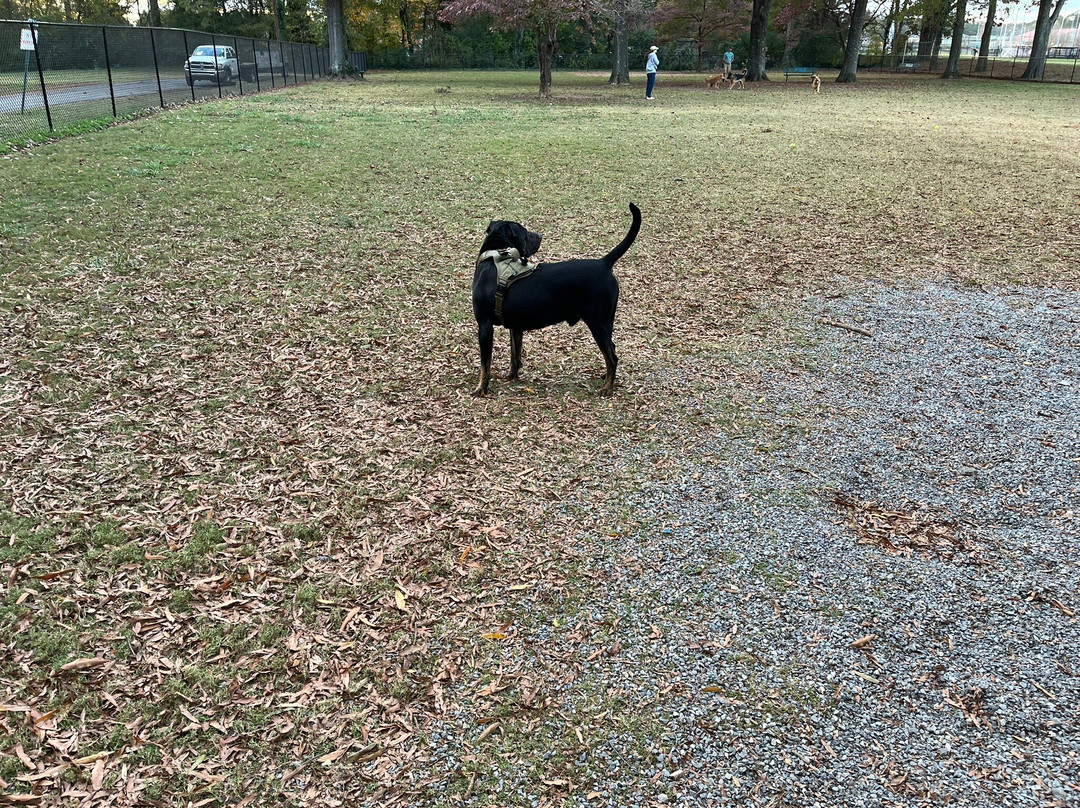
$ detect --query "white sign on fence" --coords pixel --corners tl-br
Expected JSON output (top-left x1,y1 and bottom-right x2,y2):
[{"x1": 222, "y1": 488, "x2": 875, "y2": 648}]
[{"x1": 20, "y1": 28, "x2": 36, "y2": 51}]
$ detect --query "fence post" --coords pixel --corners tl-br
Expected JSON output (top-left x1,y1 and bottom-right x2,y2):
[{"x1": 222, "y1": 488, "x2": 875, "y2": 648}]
[
  {"x1": 267, "y1": 40, "x2": 276, "y2": 88},
  {"x1": 102, "y1": 26, "x2": 117, "y2": 118},
  {"x1": 291, "y1": 45, "x2": 298, "y2": 83},
  {"x1": 149, "y1": 27, "x2": 164, "y2": 108},
  {"x1": 184, "y1": 31, "x2": 195, "y2": 101},
  {"x1": 29, "y1": 20, "x2": 53, "y2": 131},
  {"x1": 279, "y1": 40, "x2": 287, "y2": 85},
  {"x1": 252, "y1": 38, "x2": 261, "y2": 92},
  {"x1": 234, "y1": 36, "x2": 242, "y2": 94},
  {"x1": 212, "y1": 34, "x2": 223, "y2": 97}
]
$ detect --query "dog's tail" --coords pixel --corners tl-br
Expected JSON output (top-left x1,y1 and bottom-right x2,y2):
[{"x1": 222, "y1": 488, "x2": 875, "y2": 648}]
[{"x1": 602, "y1": 203, "x2": 642, "y2": 269}]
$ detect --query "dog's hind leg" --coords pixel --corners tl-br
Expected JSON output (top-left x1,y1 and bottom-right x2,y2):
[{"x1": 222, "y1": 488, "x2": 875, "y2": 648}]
[
  {"x1": 586, "y1": 321, "x2": 618, "y2": 396},
  {"x1": 507, "y1": 328, "x2": 523, "y2": 380},
  {"x1": 473, "y1": 321, "x2": 494, "y2": 396}
]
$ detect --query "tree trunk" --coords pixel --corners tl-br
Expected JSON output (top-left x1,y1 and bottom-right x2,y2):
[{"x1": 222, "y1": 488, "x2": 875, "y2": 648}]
[
  {"x1": 537, "y1": 20, "x2": 556, "y2": 96},
  {"x1": 889, "y1": 12, "x2": 906, "y2": 68},
  {"x1": 930, "y1": 26, "x2": 944, "y2": 69},
  {"x1": 272, "y1": 0, "x2": 283, "y2": 41},
  {"x1": 399, "y1": 1, "x2": 414, "y2": 52},
  {"x1": 748, "y1": 0, "x2": 772, "y2": 80},
  {"x1": 882, "y1": 0, "x2": 900, "y2": 58},
  {"x1": 781, "y1": 16, "x2": 796, "y2": 65},
  {"x1": 837, "y1": 0, "x2": 869, "y2": 81},
  {"x1": 975, "y1": 0, "x2": 996, "y2": 70},
  {"x1": 147, "y1": 0, "x2": 162, "y2": 27},
  {"x1": 325, "y1": 0, "x2": 349, "y2": 74},
  {"x1": 608, "y1": 1, "x2": 630, "y2": 85},
  {"x1": 941, "y1": 0, "x2": 967, "y2": 77},
  {"x1": 1020, "y1": 0, "x2": 1066, "y2": 79},
  {"x1": 917, "y1": 15, "x2": 939, "y2": 56}
]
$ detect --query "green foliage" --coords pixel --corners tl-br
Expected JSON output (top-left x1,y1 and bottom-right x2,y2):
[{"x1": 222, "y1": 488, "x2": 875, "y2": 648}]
[
  {"x1": 367, "y1": 15, "x2": 661, "y2": 71},
  {"x1": 734, "y1": 29, "x2": 787, "y2": 68},
  {"x1": 163, "y1": 0, "x2": 280, "y2": 40},
  {"x1": 0, "y1": 0, "x2": 129, "y2": 24},
  {"x1": 789, "y1": 30, "x2": 845, "y2": 68}
]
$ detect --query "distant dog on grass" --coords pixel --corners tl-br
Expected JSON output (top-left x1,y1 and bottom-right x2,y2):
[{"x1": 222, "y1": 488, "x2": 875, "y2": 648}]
[
  {"x1": 811, "y1": 73, "x2": 821, "y2": 94},
  {"x1": 728, "y1": 69, "x2": 747, "y2": 90},
  {"x1": 706, "y1": 74, "x2": 725, "y2": 89}
]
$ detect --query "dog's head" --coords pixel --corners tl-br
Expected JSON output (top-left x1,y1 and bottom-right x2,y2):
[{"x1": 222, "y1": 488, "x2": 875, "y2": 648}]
[{"x1": 483, "y1": 220, "x2": 542, "y2": 259}]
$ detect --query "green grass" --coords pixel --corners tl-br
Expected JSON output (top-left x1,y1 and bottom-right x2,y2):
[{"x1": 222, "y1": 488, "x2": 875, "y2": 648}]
[{"x1": 1, "y1": 70, "x2": 1078, "y2": 805}]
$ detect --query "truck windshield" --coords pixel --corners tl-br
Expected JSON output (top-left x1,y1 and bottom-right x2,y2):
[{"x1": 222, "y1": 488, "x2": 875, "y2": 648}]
[{"x1": 192, "y1": 46, "x2": 226, "y2": 57}]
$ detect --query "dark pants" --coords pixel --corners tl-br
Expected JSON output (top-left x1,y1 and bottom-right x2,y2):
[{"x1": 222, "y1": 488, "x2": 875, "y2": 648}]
[{"x1": 646, "y1": 72, "x2": 656, "y2": 98}]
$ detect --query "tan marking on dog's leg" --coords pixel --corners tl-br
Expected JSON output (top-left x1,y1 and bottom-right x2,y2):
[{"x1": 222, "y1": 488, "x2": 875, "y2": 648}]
[
  {"x1": 598, "y1": 347, "x2": 617, "y2": 396},
  {"x1": 473, "y1": 367, "x2": 490, "y2": 397}
]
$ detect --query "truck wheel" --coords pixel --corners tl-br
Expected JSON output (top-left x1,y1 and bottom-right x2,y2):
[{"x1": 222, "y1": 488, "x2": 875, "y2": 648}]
[
  {"x1": 186, "y1": 74, "x2": 194, "y2": 86},
  {"x1": 223, "y1": 67, "x2": 234, "y2": 85}
]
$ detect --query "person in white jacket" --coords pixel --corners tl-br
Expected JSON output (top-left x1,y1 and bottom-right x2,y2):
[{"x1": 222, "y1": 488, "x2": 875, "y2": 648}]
[{"x1": 645, "y1": 45, "x2": 659, "y2": 99}]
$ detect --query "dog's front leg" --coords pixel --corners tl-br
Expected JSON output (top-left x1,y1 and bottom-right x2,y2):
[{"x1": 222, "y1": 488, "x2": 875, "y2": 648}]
[
  {"x1": 473, "y1": 320, "x2": 494, "y2": 396},
  {"x1": 507, "y1": 329, "x2": 523, "y2": 380}
]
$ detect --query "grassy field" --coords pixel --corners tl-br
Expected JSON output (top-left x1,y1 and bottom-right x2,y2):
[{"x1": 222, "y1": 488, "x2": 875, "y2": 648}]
[{"x1": 1, "y1": 70, "x2": 1078, "y2": 805}]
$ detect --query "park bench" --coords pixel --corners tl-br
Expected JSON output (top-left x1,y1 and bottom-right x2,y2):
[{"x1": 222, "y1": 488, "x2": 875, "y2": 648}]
[{"x1": 783, "y1": 66, "x2": 815, "y2": 81}]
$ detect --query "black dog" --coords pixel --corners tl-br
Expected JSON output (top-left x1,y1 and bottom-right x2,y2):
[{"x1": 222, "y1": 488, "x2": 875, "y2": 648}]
[{"x1": 471, "y1": 203, "x2": 641, "y2": 396}]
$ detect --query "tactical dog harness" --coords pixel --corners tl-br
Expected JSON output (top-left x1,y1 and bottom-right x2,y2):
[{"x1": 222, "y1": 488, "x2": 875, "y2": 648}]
[{"x1": 477, "y1": 247, "x2": 539, "y2": 326}]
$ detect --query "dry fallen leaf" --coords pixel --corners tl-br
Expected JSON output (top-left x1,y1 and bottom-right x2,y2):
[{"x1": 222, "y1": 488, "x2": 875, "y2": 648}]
[
  {"x1": 90, "y1": 758, "x2": 105, "y2": 790},
  {"x1": 59, "y1": 657, "x2": 107, "y2": 672},
  {"x1": 850, "y1": 634, "x2": 876, "y2": 649}
]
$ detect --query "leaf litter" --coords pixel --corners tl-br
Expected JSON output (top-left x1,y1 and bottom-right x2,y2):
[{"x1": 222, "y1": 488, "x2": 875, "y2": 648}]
[{"x1": 1, "y1": 72, "x2": 1079, "y2": 805}]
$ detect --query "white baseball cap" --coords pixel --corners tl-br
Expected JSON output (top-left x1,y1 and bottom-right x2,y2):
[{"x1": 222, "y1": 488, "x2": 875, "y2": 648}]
[{"x1": 649, "y1": 45, "x2": 659, "y2": 52}]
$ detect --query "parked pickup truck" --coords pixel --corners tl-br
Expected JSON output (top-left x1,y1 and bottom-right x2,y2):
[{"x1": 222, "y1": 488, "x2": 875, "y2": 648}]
[
  {"x1": 184, "y1": 44, "x2": 290, "y2": 86},
  {"x1": 184, "y1": 45, "x2": 247, "y2": 85}
]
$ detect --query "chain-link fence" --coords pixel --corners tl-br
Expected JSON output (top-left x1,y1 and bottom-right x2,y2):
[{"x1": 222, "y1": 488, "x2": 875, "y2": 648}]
[
  {"x1": 858, "y1": 50, "x2": 1080, "y2": 83},
  {"x1": 1, "y1": 19, "x2": 367, "y2": 144}
]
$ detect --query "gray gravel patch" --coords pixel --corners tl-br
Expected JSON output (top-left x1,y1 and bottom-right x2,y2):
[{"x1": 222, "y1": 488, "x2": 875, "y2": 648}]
[{"x1": 570, "y1": 283, "x2": 1079, "y2": 807}]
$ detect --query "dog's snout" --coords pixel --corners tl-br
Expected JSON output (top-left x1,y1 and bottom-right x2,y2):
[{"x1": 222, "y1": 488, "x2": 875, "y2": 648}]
[{"x1": 526, "y1": 232, "x2": 542, "y2": 257}]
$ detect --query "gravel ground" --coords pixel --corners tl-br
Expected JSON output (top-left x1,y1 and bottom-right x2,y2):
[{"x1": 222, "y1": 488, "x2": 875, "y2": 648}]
[{"x1": 569, "y1": 283, "x2": 1080, "y2": 807}]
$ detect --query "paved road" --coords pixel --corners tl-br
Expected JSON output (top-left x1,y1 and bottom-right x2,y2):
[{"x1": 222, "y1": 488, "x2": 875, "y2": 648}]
[{"x1": 0, "y1": 75, "x2": 252, "y2": 114}]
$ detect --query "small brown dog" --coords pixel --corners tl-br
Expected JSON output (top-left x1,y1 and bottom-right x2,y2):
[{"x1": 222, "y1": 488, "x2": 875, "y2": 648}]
[
  {"x1": 706, "y1": 75, "x2": 725, "y2": 89},
  {"x1": 728, "y1": 69, "x2": 747, "y2": 90},
  {"x1": 811, "y1": 73, "x2": 821, "y2": 94}
]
